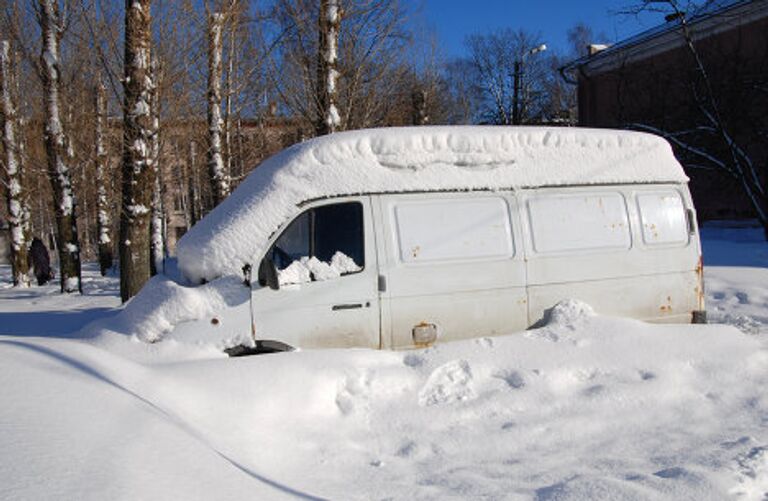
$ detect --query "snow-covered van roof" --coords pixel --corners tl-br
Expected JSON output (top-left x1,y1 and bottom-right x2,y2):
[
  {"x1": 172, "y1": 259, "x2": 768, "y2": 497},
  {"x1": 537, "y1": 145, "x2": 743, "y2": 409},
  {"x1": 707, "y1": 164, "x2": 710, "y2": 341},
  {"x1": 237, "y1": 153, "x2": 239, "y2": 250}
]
[{"x1": 177, "y1": 126, "x2": 687, "y2": 283}]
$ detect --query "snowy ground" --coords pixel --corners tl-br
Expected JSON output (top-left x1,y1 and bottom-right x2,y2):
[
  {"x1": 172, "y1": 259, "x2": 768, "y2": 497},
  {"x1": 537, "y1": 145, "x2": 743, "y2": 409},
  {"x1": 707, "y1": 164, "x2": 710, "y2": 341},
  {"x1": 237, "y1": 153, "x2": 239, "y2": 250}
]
[{"x1": 1, "y1": 223, "x2": 767, "y2": 500}]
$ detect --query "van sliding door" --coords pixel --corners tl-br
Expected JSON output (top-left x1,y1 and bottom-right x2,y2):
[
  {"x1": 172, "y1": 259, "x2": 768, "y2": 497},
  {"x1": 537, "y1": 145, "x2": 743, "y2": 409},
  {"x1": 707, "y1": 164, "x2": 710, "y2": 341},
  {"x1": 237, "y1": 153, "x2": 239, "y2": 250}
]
[{"x1": 375, "y1": 192, "x2": 528, "y2": 349}]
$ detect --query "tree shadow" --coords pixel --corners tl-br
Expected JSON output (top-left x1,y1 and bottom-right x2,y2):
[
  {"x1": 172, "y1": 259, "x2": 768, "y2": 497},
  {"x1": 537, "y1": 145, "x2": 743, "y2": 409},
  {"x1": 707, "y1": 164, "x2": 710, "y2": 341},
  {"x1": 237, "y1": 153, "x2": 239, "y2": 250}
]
[
  {"x1": 0, "y1": 308, "x2": 119, "y2": 338},
  {"x1": 701, "y1": 221, "x2": 768, "y2": 268}
]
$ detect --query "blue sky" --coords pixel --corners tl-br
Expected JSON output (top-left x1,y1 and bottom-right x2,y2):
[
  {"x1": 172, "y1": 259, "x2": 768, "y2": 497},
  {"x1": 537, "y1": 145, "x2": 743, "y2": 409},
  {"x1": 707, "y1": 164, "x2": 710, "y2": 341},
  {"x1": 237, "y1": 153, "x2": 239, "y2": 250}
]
[{"x1": 418, "y1": 0, "x2": 664, "y2": 58}]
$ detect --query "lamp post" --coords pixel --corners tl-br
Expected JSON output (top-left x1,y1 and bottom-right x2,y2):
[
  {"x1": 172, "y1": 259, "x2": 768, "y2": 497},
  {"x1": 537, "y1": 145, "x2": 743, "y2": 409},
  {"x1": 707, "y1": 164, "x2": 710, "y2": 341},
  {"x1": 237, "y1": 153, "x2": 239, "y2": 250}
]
[{"x1": 512, "y1": 43, "x2": 547, "y2": 125}]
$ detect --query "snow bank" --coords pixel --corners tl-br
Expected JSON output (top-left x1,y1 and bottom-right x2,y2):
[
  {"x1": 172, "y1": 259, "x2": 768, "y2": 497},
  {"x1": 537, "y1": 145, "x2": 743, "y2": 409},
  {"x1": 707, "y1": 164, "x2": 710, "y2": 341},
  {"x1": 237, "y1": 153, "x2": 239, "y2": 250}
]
[
  {"x1": 177, "y1": 126, "x2": 687, "y2": 283},
  {"x1": 1, "y1": 232, "x2": 768, "y2": 500},
  {"x1": 108, "y1": 274, "x2": 249, "y2": 344},
  {"x1": 2, "y1": 311, "x2": 766, "y2": 499},
  {"x1": 543, "y1": 298, "x2": 595, "y2": 326}
]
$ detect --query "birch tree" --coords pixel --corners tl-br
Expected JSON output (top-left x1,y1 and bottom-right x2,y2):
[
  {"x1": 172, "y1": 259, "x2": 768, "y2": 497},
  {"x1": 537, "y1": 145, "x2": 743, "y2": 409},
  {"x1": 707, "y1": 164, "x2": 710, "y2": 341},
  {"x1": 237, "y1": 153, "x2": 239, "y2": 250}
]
[
  {"x1": 149, "y1": 56, "x2": 163, "y2": 276},
  {"x1": 120, "y1": 0, "x2": 154, "y2": 302},
  {"x1": 37, "y1": 0, "x2": 82, "y2": 293},
  {"x1": 0, "y1": 40, "x2": 29, "y2": 287},
  {"x1": 94, "y1": 79, "x2": 112, "y2": 276},
  {"x1": 207, "y1": 11, "x2": 229, "y2": 206},
  {"x1": 316, "y1": 0, "x2": 341, "y2": 135},
  {"x1": 223, "y1": 0, "x2": 239, "y2": 183},
  {"x1": 272, "y1": 0, "x2": 410, "y2": 134},
  {"x1": 187, "y1": 140, "x2": 199, "y2": 227}
]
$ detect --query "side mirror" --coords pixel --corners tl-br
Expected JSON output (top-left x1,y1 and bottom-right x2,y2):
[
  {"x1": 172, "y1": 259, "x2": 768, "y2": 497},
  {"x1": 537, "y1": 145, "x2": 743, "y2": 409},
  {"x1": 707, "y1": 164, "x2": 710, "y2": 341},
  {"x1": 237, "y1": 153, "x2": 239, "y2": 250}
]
[
  {"x1": 242, "y1": 263, "x2": 252, "y2": 287},
  {"x1": 258, "y1": 256, "x2": 279, "y2": 290}
]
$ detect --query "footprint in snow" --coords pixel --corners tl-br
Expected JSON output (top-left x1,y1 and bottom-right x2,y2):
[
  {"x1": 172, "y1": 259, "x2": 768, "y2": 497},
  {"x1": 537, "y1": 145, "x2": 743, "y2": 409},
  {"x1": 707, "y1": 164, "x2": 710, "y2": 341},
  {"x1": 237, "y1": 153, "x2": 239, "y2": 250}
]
[
  {"x1": 735, "y1": 291, "x2": 750, "y2": 304},
  {"x1": 653, "y1": 466, "x2": 690, "y2": 479},
  {"x1": 418, "y1": 359, "x2": 475, "y2": 406},
  {"x1": 721, "y1": 436, "x2": 753, "y2": 449},
  {"x1": 403, "y1": 353, "x2": 425, "y2": 368},
  {"x1": 582, "y1": 384, "x2": 606, "y2": 397},
  {"x1": 475, "y1": 337, "x2": 494, "y2": 348},
  {"x1": 493, "y1": 369, "x2": 525, "y2": 389},
  {"x1": 335, "y1": 370, "x2": 372, "y2": 415},
  {"x1": 396, "y1": 440, "x2": 418, "y2": 458},
  {"x1": 731, "y1": 446, "x2": 768, "y2": 498}
]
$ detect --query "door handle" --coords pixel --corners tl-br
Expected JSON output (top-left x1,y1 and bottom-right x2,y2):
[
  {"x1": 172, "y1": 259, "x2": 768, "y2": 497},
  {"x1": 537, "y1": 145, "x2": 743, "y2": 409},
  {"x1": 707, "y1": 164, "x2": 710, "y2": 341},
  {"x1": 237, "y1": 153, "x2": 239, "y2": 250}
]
[{"x1": 332, "y1": 303, "x2": 364, "y2": 311}]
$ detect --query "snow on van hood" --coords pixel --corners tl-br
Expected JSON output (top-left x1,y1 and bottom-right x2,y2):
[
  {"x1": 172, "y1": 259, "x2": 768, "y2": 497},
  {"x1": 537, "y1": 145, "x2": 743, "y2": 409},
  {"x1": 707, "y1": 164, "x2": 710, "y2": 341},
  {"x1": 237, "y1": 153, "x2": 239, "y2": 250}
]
[{"x1": 177, "y1": 126, "x2": 688, "y2": 283}]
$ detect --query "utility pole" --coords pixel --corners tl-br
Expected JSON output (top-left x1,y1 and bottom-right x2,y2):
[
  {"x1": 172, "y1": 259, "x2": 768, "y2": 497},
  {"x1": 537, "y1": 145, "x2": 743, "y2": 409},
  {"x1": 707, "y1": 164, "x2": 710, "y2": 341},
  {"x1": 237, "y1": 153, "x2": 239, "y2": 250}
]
[
  {"x1": 512, "y1": 44, "x2": 546, "y2": 126},
  {"x1": 512, "y1": 60, "x2": 521, "y2": 125}
]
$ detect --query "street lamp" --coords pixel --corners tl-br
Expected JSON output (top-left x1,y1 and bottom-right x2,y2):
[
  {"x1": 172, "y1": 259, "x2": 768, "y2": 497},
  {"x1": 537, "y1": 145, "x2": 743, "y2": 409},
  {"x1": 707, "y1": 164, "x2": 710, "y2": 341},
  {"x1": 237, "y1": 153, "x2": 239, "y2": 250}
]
[{"x1": 513, "y1": 43, "x2": 547, "y2": 125}]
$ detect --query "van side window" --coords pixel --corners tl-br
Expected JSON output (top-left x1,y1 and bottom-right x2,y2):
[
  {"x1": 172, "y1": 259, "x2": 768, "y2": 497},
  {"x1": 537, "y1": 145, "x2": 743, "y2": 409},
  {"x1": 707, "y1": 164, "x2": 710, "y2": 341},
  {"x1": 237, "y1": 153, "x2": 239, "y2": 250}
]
[
  {"x1": 269, "y1": 201, "x2": 364, "y2": 279},
  {"x1": 636, "y1": 191, "x2": 689, "y2": 246},
  {"x1": 394, "y1": 197, "x2": 514, "y2": 263},
  {"x1": 527, "y1": 192, "x2": 631, "y2": 253}
]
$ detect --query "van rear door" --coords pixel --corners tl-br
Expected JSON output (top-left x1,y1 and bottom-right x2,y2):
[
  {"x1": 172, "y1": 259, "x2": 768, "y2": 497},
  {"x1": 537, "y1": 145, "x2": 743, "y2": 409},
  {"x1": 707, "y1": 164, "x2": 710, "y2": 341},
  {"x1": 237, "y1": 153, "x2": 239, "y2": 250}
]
[{"x1": 522, "y1": 185, "x2": 700, "y2": 324}]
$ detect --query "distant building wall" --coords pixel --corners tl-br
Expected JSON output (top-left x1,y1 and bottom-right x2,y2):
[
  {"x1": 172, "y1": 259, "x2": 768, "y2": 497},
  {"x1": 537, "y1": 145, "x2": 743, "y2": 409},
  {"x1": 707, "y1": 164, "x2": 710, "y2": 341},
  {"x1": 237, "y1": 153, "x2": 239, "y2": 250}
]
[{"x1": 568, "y1": 1, "x2": 768, "y2": 220}]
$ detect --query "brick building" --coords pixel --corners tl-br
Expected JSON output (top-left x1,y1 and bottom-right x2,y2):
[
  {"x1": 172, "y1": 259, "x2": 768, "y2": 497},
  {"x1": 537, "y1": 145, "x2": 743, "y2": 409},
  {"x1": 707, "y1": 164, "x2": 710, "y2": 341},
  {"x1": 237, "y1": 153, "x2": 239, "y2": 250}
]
[{"x1": 561, "y1": 0, "x2": 768, "y2": 221}]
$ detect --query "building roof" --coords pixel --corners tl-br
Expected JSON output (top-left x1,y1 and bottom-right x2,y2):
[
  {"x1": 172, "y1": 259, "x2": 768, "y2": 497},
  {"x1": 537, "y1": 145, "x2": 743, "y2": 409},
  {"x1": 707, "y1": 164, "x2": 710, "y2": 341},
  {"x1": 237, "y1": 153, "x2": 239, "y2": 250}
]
[
  {"x1": 176, "y1": 126, "x2": 687, "y2": 283},
  {"x1": 561, "y1": 0, "x2": 767, "y2": 81}
]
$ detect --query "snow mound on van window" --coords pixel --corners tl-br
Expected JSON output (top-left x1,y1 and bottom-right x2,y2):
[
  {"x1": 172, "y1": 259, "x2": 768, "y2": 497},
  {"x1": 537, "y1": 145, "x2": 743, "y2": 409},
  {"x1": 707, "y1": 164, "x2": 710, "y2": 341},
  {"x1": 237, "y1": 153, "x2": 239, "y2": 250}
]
[
  {"x1": 279, "y1": 260, "x2": 312, "y2": 286},
  {"x1": 176, "y1": 126, "x2": 688, "y2": 283},
  {"x1": 331, "y1": 251, "x2": 362, "y2": 274},
  {"x1": 279, "y1": 252, "x2": 361, "y2": 286}
]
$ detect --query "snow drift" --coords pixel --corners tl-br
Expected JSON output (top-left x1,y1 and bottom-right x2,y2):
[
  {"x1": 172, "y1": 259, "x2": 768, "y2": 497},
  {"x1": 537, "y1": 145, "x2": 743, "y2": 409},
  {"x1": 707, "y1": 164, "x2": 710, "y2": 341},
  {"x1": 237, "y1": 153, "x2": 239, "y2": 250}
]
[
  {"x1": 2, "y1": 299, "x2": 766, "y2": 500},
  {"x1": 176, "y1": 126, "x2": 688, "y2": 283}
]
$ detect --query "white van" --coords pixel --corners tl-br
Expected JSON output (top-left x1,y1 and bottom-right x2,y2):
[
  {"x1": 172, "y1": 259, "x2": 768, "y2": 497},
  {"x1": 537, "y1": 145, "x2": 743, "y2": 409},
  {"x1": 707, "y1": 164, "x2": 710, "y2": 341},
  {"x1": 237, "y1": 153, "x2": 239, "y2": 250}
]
[{"x1": 173, "y1": 126, "x2": 705, "y2": 353}]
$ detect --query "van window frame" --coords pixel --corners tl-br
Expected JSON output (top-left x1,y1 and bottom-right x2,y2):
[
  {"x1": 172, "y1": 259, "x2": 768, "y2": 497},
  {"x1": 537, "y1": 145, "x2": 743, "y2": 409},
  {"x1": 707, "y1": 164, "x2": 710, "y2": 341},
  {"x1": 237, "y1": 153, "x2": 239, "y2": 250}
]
[
  {"x1": 389, "y1": 194, "x2": 517, "y2": 266},
  {"x1": 265, "y1": 200, "x2": 367, "y2": 280},
  {"x1": 633, "y1": 187, "x2": 691, "y2": 249},
  {"x1": 524, "y1": 188, "x2": 634, "y2": 257}
]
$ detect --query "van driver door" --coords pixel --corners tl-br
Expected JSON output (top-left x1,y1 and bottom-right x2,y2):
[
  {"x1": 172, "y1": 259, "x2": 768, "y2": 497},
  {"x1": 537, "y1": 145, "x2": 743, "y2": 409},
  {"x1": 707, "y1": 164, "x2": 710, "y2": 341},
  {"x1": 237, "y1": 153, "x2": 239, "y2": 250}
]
[{"x1": 250, "y1": 197, "x2": 380, "y2": 350}]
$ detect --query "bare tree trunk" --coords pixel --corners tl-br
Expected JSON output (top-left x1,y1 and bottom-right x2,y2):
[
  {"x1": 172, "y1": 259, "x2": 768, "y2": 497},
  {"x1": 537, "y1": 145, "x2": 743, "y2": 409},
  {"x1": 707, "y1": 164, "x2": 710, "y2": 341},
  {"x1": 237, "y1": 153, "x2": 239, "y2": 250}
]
[
  {"x1": 150, "y1": 176, "x2": 163, "y2": 274},
  {"x1": 120, "y1": 0, "x2": 154, "y2": 302},
  {"x1": 207, "y1": 12, "x2": 229, "y2": 206},
  {"x1": 223, "y1": 4, "x2": 237, "y2": 187},
  {"x1": 186, "y1": 140, "x2": 198, "y2": 228},
  {"x1": 0, "y1": 40, "x2": 29, "y2": 287},
  {"x1": 235, "y1": 117, "x2": 243, "y2": 180},
  {"x1": 14, "y1": 44, "x2": 31, "y2": 249},
  {"x1": 411, "y1": 88, "x2": 428, "y2": 126},
  {"x1": 315, "y1": 0, "x2": 341, "y2": 136},
  {"x1": 149, "y1": 57, "x2": 163, "y2": 276},
  {"x1": 94, "y1": 80, "x2": 112, "y2": 276},
  {"x1": 38, "y1": 0, "x2": 82, "y2": 293}
]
